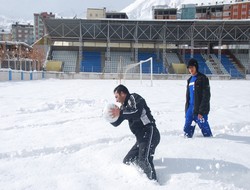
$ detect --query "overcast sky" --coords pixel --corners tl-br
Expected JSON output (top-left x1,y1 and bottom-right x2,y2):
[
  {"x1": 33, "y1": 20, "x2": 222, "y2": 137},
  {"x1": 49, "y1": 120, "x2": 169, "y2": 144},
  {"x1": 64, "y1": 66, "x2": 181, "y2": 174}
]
[{"x1": 0, "y1": 0, "x2": 135, "y2": 21}]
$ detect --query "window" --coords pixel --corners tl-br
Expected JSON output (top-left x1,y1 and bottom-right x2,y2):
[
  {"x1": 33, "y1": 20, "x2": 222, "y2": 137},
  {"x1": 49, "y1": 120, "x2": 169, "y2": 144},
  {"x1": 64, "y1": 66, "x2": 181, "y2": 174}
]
[{"x1": 170, "y1": 10, "x2": 176, "y2": 14}]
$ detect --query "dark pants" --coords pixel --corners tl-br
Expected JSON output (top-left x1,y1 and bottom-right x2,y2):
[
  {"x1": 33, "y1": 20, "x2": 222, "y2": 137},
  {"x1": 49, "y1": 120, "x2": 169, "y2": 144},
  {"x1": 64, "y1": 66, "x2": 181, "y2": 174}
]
[{"x1": 123, "y1": 125, "x2": 160, "y2": 181}]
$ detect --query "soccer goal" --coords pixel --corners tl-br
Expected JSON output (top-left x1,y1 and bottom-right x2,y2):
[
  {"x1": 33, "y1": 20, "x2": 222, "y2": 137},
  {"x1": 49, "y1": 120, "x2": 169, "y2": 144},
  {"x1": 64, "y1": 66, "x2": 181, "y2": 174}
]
[{"x1": 123, "y1": 57, "x2": 153, "y2": 86}]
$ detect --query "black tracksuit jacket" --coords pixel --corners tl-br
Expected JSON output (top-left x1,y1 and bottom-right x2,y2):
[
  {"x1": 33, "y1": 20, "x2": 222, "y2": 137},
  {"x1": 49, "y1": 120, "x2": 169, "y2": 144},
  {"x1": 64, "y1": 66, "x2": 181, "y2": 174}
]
[
  {"x1": 185, "y1": 72, "x2": 211, "y2": 115},
  {"x1": 111, "y1": 93, "x2": 157, "y2": 139}
]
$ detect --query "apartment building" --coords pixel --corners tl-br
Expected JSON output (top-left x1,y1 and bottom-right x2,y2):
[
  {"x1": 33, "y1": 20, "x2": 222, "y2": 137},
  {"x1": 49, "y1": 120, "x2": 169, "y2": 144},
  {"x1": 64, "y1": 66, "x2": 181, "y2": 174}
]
[
  {"x1": 11, "y1": 23, "x2": 33, "y2": 45},
  {"x1": 34, "y1": 12, "x2": 55, "y2": 42}
]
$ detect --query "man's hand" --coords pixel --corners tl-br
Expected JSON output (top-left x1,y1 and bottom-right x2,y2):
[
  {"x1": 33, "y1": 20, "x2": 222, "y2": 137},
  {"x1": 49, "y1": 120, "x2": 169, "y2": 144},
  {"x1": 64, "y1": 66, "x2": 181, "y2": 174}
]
[
  {"x1": 110, "y1": 106, "x2": 120, "y2": 118},
  {"x1": 198, "y1": 114, "x2": 203, "y2": 119},
  {"x1": 198, "y1": 114, "x2": 205, "y2": 123}
]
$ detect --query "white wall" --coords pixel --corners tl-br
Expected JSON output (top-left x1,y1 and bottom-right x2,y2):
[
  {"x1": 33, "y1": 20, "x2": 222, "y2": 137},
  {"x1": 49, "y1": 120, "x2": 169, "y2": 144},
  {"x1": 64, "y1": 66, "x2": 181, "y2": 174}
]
[{"x1": 0, "y1": 69, "x2": 235, "y2": 81}]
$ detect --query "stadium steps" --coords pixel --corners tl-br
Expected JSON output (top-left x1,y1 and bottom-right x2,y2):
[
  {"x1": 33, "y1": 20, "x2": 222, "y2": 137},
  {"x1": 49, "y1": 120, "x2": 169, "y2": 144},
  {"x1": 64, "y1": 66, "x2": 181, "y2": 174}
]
[
  {"x1": 209, "y1": 54, "x2": 229, "y2": 75},
  {"x1": 201, "y1": 54, "x2": 218, "y2": 74},
  {"x1": 104, "y1": 52, "x2": 134, "y2": 73},
  {"x1": 217, "y1": 54, "x2": 244, "y2": 79},
  {"x1": 226, "y1": 51, "x2": 246, "y2": 75},
  {"x1": 234, "y1": 53, "x2": 249, "y2": 72},
  {"x1": 52, "y1": 50, "x2": 78, "y2": 72},
  {"x1": 166, "y1": 52, "x2": 187, "y2": 74},
  {"x1": 166, "y1": 53, "x2": 181, "y2": 65}
]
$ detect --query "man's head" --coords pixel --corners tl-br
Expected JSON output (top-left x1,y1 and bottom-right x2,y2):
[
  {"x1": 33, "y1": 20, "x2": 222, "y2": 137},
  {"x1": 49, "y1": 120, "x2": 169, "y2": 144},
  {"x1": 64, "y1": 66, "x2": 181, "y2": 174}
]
[
  {"x1": 113, "y1": 84, "x2": 129, "y2": 104},
  {"x1": 187, "y1": 58, "x2": 199, "y2": 75}
]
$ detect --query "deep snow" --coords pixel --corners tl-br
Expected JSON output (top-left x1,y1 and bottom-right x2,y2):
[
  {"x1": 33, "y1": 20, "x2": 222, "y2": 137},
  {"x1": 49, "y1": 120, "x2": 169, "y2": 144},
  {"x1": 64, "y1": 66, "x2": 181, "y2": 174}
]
[{"x1": 0, "y1": 79, "x2": 250, "y2": 190}]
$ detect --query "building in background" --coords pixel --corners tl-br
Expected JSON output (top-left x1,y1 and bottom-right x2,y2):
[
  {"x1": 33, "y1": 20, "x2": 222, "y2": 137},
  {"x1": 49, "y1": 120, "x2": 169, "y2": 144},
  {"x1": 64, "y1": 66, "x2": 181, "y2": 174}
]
[
  {"x1": 34, "y1": 12, "x2": 55, "y2": 42},
  {"x1": 11, "y1": 23, "x2": 33, "y2": 45},
  {"x1": 106, "y1": 12, "x2": 128, "y2": 19},
  {"x1": 0, "y1": 29, "x2": 12, "y2": 41},
  {"x1": 181, "y1": 4, "x2": 196, "y2": 19},
  {"x1": 189, "y1": 1, "x2": 250, "y2": 20},
  {"x1": 152, "y1": 5, "x2": 177, "y2": 19},
  {"x1": 222, "y1": 4, "x2": 232, "y2": 20},
  {"x1": 231, "y1": 1, "x2": 250, "y2": 19},
  {"x1": 87, "y1": 8, "x2": 106, "y2": 19},
  {"x1": 196, "y1": 4, "x2": 224, "y2": 19}
]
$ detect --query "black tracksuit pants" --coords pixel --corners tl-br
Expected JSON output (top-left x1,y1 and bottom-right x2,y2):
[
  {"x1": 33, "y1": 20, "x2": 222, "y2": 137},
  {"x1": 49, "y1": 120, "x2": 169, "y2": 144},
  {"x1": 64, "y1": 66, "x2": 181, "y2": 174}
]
[{"x1": 123, "y1": 125, "x2": 160, "y2": 180}]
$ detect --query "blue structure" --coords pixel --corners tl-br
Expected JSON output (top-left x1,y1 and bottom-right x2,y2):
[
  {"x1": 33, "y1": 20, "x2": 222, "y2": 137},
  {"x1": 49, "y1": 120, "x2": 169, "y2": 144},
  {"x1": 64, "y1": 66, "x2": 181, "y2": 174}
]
[
  {"x1": 138, "y1": 53, "x2": 164, "y2": 74},
  {"x1": 81, "y1": 52, "x2": 102, "y2": 72},
  {"x1": 219, "y1": 55, "x2": 243, "y2": 78},
  {"x1": 21, "y1": 70, "x2": 24, "y2": 80},
  {"x1": 8, "y1": 69, "x2": 12, "y2": 81},
  {"x1": 30, "y1": 71, "x2": 33, "y2": 80},
  {"x1": 181, "y1": 4, "x2": 196, "y2": 19}
]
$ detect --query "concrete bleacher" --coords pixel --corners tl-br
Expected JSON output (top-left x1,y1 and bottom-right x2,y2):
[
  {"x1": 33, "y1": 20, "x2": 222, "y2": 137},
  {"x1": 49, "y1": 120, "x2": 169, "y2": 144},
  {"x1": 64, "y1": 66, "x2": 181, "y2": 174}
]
[
  {"x1": 104, "y1": 52, "x2": 134, "y2": 73},
  {"x1": 234, "y1": 53, "x2": 249, "y2": 71},
  {"x1": 81, "y1": 52, "x2": 101, "y2": 72},
  {"x1": 201, "y1": 54, "x2": 218, "y2": 74},
  {"x1": 104, "y1": 52, "x2": 164, "y2": 74},
  {"x1": 184, "y1": 53, "x2": 212, "y2": 75},
  {"x1": 52, "y1": 50, "x2": 78, "y2": 72},
  {"x1": 166, "y1": 53, "x2": 181, "y2": 65},
  {"x1": 218, "y1": 54, "x2": 244, "y2": 78},
  {"x1": 209, "y1": 54, "x2": 230, "y2": 75}
]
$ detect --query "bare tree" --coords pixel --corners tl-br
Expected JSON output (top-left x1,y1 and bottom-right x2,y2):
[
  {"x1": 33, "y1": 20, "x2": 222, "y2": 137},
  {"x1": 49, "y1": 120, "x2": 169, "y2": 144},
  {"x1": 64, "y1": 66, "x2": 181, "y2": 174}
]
[
  {"x1": 0, "y1": 43, "x2": 7, "y2": 68},
  {"x1": 29, "y1": 45, "x2": 46, "y2": 71}
]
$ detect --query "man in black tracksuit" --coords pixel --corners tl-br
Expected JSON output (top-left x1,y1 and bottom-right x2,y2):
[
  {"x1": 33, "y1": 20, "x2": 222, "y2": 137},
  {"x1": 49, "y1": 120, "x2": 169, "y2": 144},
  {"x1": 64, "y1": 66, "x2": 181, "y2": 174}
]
[{"x1": 110, "y1": 84, "x2": 160, "y2": 181}]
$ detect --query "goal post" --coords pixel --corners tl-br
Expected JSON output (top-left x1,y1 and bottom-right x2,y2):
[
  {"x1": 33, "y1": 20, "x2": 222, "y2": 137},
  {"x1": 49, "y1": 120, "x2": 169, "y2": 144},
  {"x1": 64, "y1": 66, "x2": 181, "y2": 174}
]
[
  {"x1": 123, "y1": 57, "x2": 153, "y2": 86},
  {"x1": 140, "y1": 57, "x2": 153, "y2": 86}
]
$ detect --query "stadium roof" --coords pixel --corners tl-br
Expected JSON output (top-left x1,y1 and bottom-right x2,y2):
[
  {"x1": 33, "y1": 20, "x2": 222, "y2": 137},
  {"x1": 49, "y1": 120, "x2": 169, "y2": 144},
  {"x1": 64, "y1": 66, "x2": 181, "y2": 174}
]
[{"x1": 44, "y1": 19, "x2": 250, "y2": 46}]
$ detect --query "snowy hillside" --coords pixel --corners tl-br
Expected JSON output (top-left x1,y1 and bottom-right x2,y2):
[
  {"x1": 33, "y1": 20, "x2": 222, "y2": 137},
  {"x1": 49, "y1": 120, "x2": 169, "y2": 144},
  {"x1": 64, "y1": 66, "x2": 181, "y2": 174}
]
[
  {"x1": 0, "y1": 15, "x2": 33, "y2": 31},
  {"x1": 0, "y1": 15, "x2": 14, "y2": 31},
  {"x1": 122, "y1": 0, "x2": 231, "y2": 19},
  {"x1": 0, "y1": 79, "x2": 250, "y2": 190}
]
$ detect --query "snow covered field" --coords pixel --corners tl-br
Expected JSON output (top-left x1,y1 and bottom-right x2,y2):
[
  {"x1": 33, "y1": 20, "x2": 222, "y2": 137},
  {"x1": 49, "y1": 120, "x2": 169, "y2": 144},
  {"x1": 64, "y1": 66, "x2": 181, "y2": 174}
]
[{"x1": 0, "y1": 79, "x2": 250, "y2": 190}]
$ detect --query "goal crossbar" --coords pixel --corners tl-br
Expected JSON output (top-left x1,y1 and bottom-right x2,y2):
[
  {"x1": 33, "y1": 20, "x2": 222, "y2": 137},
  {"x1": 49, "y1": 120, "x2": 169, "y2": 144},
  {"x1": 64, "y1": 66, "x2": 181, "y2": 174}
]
[{"x1": 123, "y1": 57, "x2": 153, "y2": 86}]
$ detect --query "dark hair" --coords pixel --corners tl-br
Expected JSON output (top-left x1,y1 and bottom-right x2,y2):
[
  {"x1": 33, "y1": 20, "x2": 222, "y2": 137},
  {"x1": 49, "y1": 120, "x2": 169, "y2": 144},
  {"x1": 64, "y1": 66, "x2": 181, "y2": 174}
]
[
  {"x1": 113, "y1": 84, "x2": 129, "y2": 94},
  {"x1": 187, "y1": 58, "x2": 199, "y2": 71}
]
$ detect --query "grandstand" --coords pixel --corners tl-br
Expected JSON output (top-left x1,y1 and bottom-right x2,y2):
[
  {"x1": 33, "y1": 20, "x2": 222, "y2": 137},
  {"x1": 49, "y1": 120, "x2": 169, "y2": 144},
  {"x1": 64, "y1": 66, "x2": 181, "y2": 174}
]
[
  {"x1": 52, "y1": 50, "x2": 78, "y2": 72},
  {"x1": 43, "y1": 19, "x2": 250, "y2": 79}
]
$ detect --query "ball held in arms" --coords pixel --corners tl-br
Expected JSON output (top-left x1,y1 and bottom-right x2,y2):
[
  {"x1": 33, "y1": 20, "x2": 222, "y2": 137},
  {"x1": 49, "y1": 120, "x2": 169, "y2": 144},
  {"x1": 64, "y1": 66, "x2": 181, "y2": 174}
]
[{"x1": 103, "y1": 103, "x2": 119, "y2": 123}]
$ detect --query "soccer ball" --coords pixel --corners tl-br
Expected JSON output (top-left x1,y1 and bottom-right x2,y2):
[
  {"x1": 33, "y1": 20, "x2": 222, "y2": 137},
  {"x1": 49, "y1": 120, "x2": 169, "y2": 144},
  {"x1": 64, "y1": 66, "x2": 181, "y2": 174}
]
[{"x1": 103, "y1": 103, "x2": 119, "y2": 123}]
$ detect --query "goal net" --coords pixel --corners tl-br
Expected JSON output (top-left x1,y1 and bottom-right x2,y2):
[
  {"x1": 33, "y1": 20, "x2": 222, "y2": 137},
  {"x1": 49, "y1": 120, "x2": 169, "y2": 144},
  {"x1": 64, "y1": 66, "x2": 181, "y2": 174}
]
[{"x1": 123, "y1": 57, "x2": 153, "y2": 86}]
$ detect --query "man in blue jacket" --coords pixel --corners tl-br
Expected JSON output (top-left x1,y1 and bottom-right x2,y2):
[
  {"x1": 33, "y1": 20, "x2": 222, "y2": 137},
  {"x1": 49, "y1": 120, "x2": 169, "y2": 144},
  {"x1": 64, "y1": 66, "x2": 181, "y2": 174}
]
[
  {"x1": 110, "y1": 84, "x2": 160, "y2": 181},
  {"x1": 184, "y1": 58, "x2": 213, "y2": 138}
]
